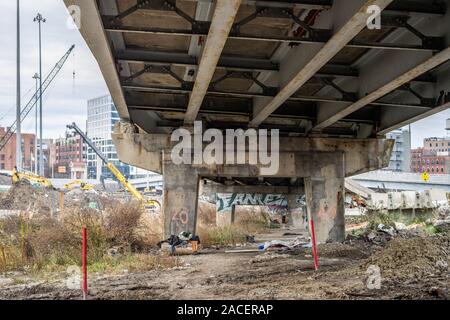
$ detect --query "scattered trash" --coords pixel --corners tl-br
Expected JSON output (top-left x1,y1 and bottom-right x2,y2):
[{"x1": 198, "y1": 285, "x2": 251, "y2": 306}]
[
  {"x1": 258, "y1": 237, "x2": 310, "y2": 252},
  {"x1": 377, "y1": 223, "x2": 395, "y2": 236},
  {"x1": 394, "y1": 222, "x2": 407, "y2": 231},
  {"x1": 434, "y1": 219, "x2": 450, "y2": 232},
  {"x1": 245, "y1": 235, "x2": 255, "y2": 243}
]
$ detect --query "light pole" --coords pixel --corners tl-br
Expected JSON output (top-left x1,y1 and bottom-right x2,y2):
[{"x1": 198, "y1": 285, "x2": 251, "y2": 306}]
[
  {"x1": 34, "y1": 13, "x2": 46, "y2": 176},
  {"x1": 16, "y1": 0, "x2": 22, "y2": 171},
  {"x1": 32, "y1": 73, "x2": 40, "y2": 174}
]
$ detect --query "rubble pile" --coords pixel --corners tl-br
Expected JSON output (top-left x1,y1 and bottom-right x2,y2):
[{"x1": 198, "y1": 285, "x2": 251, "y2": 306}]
[
  {"x1": 0, "y1": 184, "x2": 128, "y2": 215},
  {"x1": 434, "y1": 204, "x2": 450, "y2": 232},
  {"x1": 362, "y1": 232, "x2": 450, "y2": 280},
  {"x1": 63, "y1": 189, "x2": 110, "y2": 210},
  {"x1": 0, "y1": 175, "x2": 11, "y2": 186},
  {"x1": 0, "y1": 184, "x2": 60, "y2": 215}
]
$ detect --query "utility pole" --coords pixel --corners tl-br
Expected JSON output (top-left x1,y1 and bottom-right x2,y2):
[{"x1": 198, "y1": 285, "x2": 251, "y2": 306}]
[
  {"x1": 33, "y1": 73, "x2": 40, "y2": 174},
  {"x1": 34, "y1": 13, "x2": 46, "y2": 176},
  {"x1": 16, "y1": 0, "x2": 22, "y2": 171}
]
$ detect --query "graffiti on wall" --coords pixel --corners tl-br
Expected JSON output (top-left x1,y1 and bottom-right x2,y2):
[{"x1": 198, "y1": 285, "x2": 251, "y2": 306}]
[{"x1": 216, "y1": 193, "x2": 288, "y2": 213}]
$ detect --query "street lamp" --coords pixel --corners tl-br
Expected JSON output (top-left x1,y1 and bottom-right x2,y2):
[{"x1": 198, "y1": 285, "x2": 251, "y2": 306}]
[
  {"x1": 16, "y1": 0, "x2": 22, "y2": 171},
  {"x1": 32, "y1": 73, "x2": 40, "y2": 174},
  {"x1": 34, "y1": 13, "x2": 46, "y2": 176}
]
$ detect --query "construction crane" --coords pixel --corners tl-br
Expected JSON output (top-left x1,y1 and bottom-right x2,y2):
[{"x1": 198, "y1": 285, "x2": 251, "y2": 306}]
[
  {"x1": 0, "y1": 45, "x2": 76, "y2": 152},
  {"x1": 64, "y1": 180, "x2": 94, "y2": 191},
  {"x1": 66, "y1": 123, "x2": 161, "y2": 210},
  {"x1": 12, "y1": 166, "x2": 53, "y2": 189}
]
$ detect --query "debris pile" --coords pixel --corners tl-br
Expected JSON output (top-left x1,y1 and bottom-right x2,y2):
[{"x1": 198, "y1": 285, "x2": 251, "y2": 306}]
[
  {"x1": 0, "y1": 184, "x2": 137, "y2": 216},
  {"x1": 434, "y1": 204, "x2": 450, "y2": 232},
  {"x1": 63, "y1": 188, "x2": 107, "y2": 210},
  {"x1": 362, "y1": 232, "x2": 450, "y2": 280},
  {"x1": 0, "y1": 184, "x2": 60, "y2": 216}
]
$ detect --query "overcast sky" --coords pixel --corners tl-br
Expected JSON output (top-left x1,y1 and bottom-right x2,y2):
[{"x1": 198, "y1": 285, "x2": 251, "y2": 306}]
[
  {"x1": 0, "y1": 0, "x2": 449, "y2": 147},
  {"x1": 0, "y1": 0, "x2": 107, "y2": 140}
]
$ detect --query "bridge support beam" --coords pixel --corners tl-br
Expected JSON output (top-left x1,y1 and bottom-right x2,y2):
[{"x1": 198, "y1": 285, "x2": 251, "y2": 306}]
[
  {"x1": 112, "y1": 122, "x2": 394, "y2": 243},
  {"x1": 305, "y1": 170, "x2": 345, "y2": 243},
  {"x1": 162, "y1": 162, "x2": 200, "y2": 238}
]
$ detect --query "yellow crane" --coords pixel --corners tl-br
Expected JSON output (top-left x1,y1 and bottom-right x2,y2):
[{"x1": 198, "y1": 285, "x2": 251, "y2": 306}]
[
  {"x1": 12, "y1": 167, "x2": 54, "y2": 189},
  {"x1": 67, "y1": 123, "x2": 161, "y2": 210},
  {"x1": 64, "y1": 180, "x2": 94, "y2": 191}
]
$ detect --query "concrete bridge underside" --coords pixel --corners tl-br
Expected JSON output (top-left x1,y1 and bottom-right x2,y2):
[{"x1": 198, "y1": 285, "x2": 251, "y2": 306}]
[{"x1": 65, "y1": 0, "x2": 450, "y2": 242}]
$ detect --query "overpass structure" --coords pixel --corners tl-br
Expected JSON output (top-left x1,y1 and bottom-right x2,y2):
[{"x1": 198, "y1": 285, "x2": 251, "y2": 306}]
[
  {"x1": 66, "y1": 0, "x2": 450, "y2": 242},
  {"x1": 352, "y1": 170, "x2": 450, "y2": 191}
]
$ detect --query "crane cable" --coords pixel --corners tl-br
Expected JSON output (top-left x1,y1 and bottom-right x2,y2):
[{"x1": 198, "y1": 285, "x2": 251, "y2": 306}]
[{"x1": 72, "y1": 51, "x2": 76, "y2": 94}]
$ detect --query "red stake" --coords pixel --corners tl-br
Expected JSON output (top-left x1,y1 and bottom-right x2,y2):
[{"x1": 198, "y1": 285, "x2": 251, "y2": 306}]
[
  {"x1": 82, "y1": 226, "x2": 88, "y2": 300},
  {"x1": 310, "y1": 218, "x2": 319, "y2": 271}
]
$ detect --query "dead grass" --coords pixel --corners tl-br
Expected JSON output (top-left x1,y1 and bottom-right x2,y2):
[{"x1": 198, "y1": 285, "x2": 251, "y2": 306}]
[
  {"x1": 196, "y1": 202, "x2": 269, "y2": 247},
  {"x1": 0, "y1": 202, "x2": 169, "y2": 274}
]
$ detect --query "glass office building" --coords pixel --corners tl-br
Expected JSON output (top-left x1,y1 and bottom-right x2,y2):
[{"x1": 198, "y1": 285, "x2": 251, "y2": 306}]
[
  {"x1": 86, "y1": 95, "x2": 131, "y2": 180},
  {"x1": 385, "y1": 128, "x2": 411, "y2": 172}
]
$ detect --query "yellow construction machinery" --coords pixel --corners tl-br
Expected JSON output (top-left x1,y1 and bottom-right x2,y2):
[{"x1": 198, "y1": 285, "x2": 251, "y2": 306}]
[
  {"x1": 64, "y1": 180, "x2": 94, "y2": 191},
  {"x1": 67, "y1": 123, "x2": 161, "y2": 210},
  {"x1": 12, "y1": 167, "x2": 54, "y2": 189}
]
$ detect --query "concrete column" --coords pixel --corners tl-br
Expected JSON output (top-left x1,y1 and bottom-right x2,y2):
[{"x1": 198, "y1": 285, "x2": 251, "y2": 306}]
[
  {"x1": 304, "y1": 164, "x2": 345, "y2": 243},
  {"x1": 305, "y1": 152, "x2": 346, "y2": 243},
  {"x1": 286, "y1": 194, "x2": 307, "y2": 229},
  {"x1": 163, "y1": 163, "x2": 200, "y2": 238},
  {"x1": 216, "y1": 204, "x2": 235, "y2": 226}
]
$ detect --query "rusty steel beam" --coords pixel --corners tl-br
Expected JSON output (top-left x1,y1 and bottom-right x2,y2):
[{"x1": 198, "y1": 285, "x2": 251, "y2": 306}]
[
  {"x1": 184, "y1": 0, "x2": 242, "y2": 124},
  {"x1": 314, "y1": 46, "x2": 450, "y2": 130},
  {"x1": 122, "y1": 83, "x2": 433, "y2": 110},
  {"x1": 249, "y1": 0, "x2": 395, "y2": 127},
  {"x1": 104, "y1": 24, "x2": 442, "y2": 53}
]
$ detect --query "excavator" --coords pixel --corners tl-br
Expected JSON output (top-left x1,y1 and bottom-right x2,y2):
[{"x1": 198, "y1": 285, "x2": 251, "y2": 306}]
[
  {"x1": 11, "y1": 167, "x2": 54, "y2": 189},
  {"x1": 66, "y1": 123, "x2": 161, "y2": 210},
  {"x1": 63, "y1": 180, "x2": 94, "y2": 191}
]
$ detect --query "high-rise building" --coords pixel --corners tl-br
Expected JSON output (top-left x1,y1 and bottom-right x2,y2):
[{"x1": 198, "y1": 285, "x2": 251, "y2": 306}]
[
  {"x1": 385, "y1": 128, "x2": 411, "y2": 172},
  {"x1": 0, "y1": 127, "x2": 36, "y2": 172},
  {"x1": 86, "y1": 95, "x2": 132, "y2": 180}
]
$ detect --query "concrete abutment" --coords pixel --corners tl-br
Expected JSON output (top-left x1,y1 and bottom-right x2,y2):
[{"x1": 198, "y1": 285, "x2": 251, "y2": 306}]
[{"x1": 113, "y1": 123, "x2": 394, "y2": 243}]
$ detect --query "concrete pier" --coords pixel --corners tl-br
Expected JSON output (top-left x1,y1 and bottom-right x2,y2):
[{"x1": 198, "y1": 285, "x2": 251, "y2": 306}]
[{"x1": 113, "y1": 123, "x2": 393, "y2": 243}]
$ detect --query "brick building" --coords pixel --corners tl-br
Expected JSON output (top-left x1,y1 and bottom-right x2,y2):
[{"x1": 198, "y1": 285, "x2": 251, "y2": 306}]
[
  {"x1": 0, "y1": 127, "x2": 36, "y2": 171},
  {"x1": 54, "y1": 131, "x2": 86, "y2": 179},
  {"x1": 410, "y1": 137, "x2": 450, "y2": 174}
]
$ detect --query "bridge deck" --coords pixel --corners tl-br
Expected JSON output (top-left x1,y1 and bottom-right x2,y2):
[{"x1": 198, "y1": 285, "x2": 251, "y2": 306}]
[{"x1": 65, "y1": 0, "x2": 450, "y2": 137}]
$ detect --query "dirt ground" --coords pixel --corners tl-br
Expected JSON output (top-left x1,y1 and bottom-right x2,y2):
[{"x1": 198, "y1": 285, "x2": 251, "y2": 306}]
[{"x1": 0, "y1": 228, "x2": 448, "y2": 300}]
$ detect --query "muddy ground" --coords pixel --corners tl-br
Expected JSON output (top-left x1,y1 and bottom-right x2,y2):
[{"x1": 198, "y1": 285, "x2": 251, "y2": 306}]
[{"x1": 0, "y1": 228, "x2": 448, "y2": 300}]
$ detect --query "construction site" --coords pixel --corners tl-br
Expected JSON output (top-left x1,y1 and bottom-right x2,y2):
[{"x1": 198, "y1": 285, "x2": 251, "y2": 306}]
[{"x1": 0, "y1": 0, "x2": 450, "y2": 301}]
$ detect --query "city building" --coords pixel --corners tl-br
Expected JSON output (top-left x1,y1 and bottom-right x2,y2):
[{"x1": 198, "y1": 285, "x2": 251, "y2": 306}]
[
  {"x1": 0, "y1": 127, "x2": 36, "y2": 171},
  {"x1": 86, "y1": 95, "x2": 163, "y2": 183},
  {"x1": 86, "y1": 95, "x2": 132, "y2": 180},
  {"x1": 410, "y1": 137, "x2": 450, "y2": 174},
  {"x1": 54, "y1": 132, "x2": 86, "y2": 179},
  {"x1": 385, "y1": 128, "x2": 411, "y2": 172},
  {"x1": 40, "y1": 139, "x2": 56, "y2": 178},
  {"x1": 423, "y1": 137, "x2": 450, "y2": 154}
]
